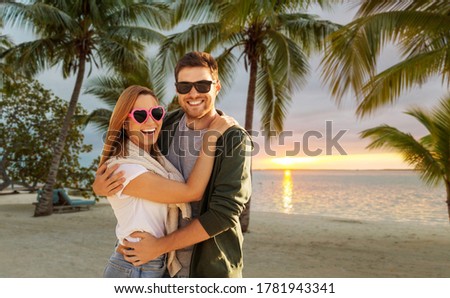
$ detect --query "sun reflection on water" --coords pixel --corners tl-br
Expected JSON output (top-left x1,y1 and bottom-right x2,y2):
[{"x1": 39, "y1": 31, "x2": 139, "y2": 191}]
[
  {"x1": 282, "y1": 170, "x2": 294, "y2": 213},
  {"x1": 253, "y1": 170, "x2": 447, "y2": 224}
]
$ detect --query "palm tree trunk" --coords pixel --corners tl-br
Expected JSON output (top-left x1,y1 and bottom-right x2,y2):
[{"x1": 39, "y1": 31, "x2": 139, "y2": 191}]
[
  {"x1": 0, "y1": 83, "x2": 12, "y2": 191},
  {"x1": 244, "y1": 58, "x2": 257, "y2": 132},
  {"x1": 34, "y1": 56, "x2": 86, "y2": 217},
  {"x1": 446, "y1": 180, "x2": 450, "y2": 223},
  {"x1": 0, "y1": 150, "x2": 12, "y2": 191},
  {"x1": 240, "y1": 56, "x2": 258, "y2": 232}
]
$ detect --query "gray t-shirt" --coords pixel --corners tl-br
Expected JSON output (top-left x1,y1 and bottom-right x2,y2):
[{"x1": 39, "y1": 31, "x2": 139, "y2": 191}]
[{"x1": 165, "y1": 114, "x2": 207, "y2": 277}]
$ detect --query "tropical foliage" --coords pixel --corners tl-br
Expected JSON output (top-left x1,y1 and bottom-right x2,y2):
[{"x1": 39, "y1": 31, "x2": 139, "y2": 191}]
[
  {"x1": 0, "y1": 0, "x2": 170, "y2": 216},
  {"x1": 159, "y1": 0, "x2": 340, "y2": 133},
  {"x1": 0, "y1": 76, "x2": 95, "y2": 192},
  {"x1": 157, "y1": 0, "x2": 340, "y2": 232},
  {"x1": 321, "y1": 1, "x2": 450, "y2": 116},
  {"x1": 0, "y1": 18, "x2": 14, "y2": 87},
  {"x1": 82, "y1": 59, "x2": 166, "y2": 132},
  {"x1": 361, "y1": 96, "x2": 450, "y2": 222}
]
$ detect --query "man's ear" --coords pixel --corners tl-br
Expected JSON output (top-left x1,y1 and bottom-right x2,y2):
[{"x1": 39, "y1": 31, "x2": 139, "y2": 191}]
[{"x1": 216, "y1": 80, "x2": 221, "y2": 94}]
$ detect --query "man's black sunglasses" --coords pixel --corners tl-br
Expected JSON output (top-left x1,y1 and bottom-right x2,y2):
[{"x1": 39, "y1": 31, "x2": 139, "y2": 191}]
[{"x1": 175, "y1": 80, "x2": 216, "y2": 94}]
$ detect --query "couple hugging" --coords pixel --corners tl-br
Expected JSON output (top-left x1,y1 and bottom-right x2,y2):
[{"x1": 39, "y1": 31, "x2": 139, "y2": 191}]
[{"x1": 94, "y1": 51, "x2": 252, "y2": 278}]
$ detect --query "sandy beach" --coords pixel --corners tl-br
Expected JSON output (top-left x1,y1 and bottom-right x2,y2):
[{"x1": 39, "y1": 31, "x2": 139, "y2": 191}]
[{"x1": 1, "y1": 192, "x2": 449, "y2": 278}]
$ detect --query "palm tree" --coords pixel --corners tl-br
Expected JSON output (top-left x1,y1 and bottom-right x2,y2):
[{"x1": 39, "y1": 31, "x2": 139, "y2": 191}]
[
  {"x1": 360, "y1": 96, "x2": 450, "y2": 222},
  {"x1": 162, "y1": 0, "x2": 340, "y2": 132},
  {"x1": 1, "y1": 19, "x2": 17, "y2": 191},
  {"x1": 321, "y1": 1, "x2": 450, "y2": 116},
  {"x1": 82, "y1": 59, "x2": 164, "y2": 132},
  {"x1": 0, "y1": 18, "x2": 14, "y2": 90},
  {"x1": 0, "y1": 33, "x2": 11, "y2": 64},
  {"x1": 159, "y1": 0, "x2": 340, "y2": 232},
  {"x1": 1, "y1": 0, "x2": 170, "y2": 216}
]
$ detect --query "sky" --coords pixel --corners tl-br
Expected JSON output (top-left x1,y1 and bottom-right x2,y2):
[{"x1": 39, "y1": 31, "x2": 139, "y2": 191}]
[{"x1": 4, "y1": 2, "x2": 448, "y2": 170}]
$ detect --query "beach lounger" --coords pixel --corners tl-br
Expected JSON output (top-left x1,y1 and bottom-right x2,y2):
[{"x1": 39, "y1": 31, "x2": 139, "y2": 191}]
[{"x1": 35, "y1": 188, "x2": 96, "y2": 213}]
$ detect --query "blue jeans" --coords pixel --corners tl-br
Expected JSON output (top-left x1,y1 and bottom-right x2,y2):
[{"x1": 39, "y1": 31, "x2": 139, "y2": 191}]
[{"x1": 103, "y1": 251, "x2": 166, "y2": 278}]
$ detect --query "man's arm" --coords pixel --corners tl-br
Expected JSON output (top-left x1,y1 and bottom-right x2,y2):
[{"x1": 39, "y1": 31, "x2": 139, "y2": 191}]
[
  {"x1": 122, "y1": 219, "x2": 209, "y2": 266},
  {"x1": 197, "y1": 128, "x2": 252, "y2": 236},
  {"x1": 92, "y1": 163, "x2": 125, "y2": 197}
]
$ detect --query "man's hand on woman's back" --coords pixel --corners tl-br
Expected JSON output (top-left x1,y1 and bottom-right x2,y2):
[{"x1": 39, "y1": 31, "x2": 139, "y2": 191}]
[{"x1": 92, "y1": 163, "x2": 125, "y2": 197}]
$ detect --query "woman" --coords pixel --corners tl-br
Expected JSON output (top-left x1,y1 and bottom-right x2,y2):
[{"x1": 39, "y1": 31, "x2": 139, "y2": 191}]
[{"x1": 100, "y1": 85, "x2": 233, "y2": 278}]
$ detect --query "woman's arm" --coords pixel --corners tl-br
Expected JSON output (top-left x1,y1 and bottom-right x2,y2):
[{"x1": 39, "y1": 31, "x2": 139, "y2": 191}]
[
  {"x1": 122, "y1": 115, "x2": 236, "y2": 203},
  {"x1": 120, "y1": 128, "x2": 253, "y2": 266}
]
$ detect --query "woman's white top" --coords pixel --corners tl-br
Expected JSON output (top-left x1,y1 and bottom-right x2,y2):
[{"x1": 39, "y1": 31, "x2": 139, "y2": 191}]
[{"x1": 108, "y1": 163, "x2": 168, "y2": 244}]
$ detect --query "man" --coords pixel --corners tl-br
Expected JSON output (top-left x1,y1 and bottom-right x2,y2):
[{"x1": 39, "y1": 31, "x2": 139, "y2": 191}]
[{"x1": 93, "y1": 51, "x2": 252, "y2": 277}]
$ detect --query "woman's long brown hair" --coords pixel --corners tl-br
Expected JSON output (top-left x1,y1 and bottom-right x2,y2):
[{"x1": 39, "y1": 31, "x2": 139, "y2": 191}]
[{"x1": 99, "y1": 85, "x2": 160, "y2": 167}]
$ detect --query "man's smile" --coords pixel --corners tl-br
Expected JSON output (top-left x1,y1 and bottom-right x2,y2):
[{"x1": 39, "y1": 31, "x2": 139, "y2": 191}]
[{"x1": 187, "y1": 99, "x2": 204, "y2": 106}]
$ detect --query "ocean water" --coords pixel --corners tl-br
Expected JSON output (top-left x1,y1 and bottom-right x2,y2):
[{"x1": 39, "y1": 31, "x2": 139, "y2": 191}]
[{"x1": 251, "y1": 170, "x2": 448, "y2": 225}]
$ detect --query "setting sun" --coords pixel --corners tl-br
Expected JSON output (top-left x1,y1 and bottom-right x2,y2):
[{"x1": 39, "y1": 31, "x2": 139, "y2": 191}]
[
  {"x1": 271, "y1": 157, "x2": 314, "y2": 167},
  {"x1": 252, "y1": 153, "x2": 410, "y2": 170}
]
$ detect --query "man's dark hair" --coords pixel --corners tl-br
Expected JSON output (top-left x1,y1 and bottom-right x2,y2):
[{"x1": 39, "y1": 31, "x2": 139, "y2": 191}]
[{"x1": 175, "y1": 51, "x2": 219, "y2": 82}]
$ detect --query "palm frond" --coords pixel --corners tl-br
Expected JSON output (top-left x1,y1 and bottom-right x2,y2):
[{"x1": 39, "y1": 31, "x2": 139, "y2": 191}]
[
  {"x1": 321, "y1": 7, "x2": 450, "y2": 111},
  {"x1": 430, "y1": 95, "x2": 450, "y2": 180},
  {"x1": 405, "y1": 105, "x2": 435, "y2": 136},
  {"x1": 321, "y1": 18, "x2": 379, "y2": 105},
  {"x1": 157, "y1": 22, "x2": 221, "y2": 73},
  {"x1": 257, "y1": 61, "x2": 276, "y2": 132},
  {"x1": 356, "y1": 47, "x2": 447, "y2": 116},
  {"x1": 270, "y1": 79, "x2": 291, "y2": 133},
  {"x1": 279, "y1": 12, "x2": 341, "y2": 54},
  {"x1": 96, "y1": 34, "x2": 147, "y2": 74},
  {"x1": 84, "y1": 76, "x2": 128, "y2": 108},
  {"x1": 214, "y1": 49, "x2": 238, "y2": 98},
  {"x1": 81, "y1": 108, "x2": 112, "y2": 132},
  {"x1": 85, "y1": 56, "x2": 164, "y2": 106},
  {"x1": 305, "y1": 0, "x2": 341, "y2": 11},
  {"x1": 2, "y1": 2, "x2": 78, "y2": 34},
  {"x1": 1, "y1": 38, "x2": 59, "y2": 77},
  {"x1": 257, "y1": 62, "x2": 291, "y2": 133},
  {"x1": 204, "y1": 30, "x2": 241, "y2": 54},
  {"x1": 357, "y1": 0, "x2": 450, "y2": 16},
  {"x1": 107, "y1": 1, "x2": 172, "y2": 30},
  {"x1": 157, "y1": 35, "x2": 182, "y2": 81},
  {"x1": 432, "y1": 94, "x2": 450, "y2": 131},
  {"x1": 361, "y1": 125, "x2": 443, "y2": 186},
  {"x1": 147, "y1": 57, "x2": 167, "y2": 102},
  {"x1": 172, "y1": 22, "x2": 222, "y2": 53},
  {"x1": 265, "y1": 29, "x2": 310, "y2": 92},
  {"x1": 171, "y1": 0, "x2": 218, "y2": 25},
  {"x1": 0, "y1": 33, "x2": 14, "y2": 52},
  {"x1": 107, "y1": 26, "x2": 166, "y2": 44},
  {"x1": 419, "y1": 134, "x2": 434, "y2": 151}
]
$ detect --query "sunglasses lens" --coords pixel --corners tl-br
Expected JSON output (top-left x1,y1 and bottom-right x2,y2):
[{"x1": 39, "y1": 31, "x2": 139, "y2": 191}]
[
  {"x1": 176, "y1": 81, "x2": 214, "y2": 94},
  {"x1": 133, "y1": 110, "x2": 148, "y2": 123},
  {"x1": 151, "y1": 107, "x2": 164, "y2": 121},
  {"x1": 195, "y1": 81, "x2": 212, "y2": 93},
  {"x1": 176, "y1": 83, "x2": 193, "y2": 94}
]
